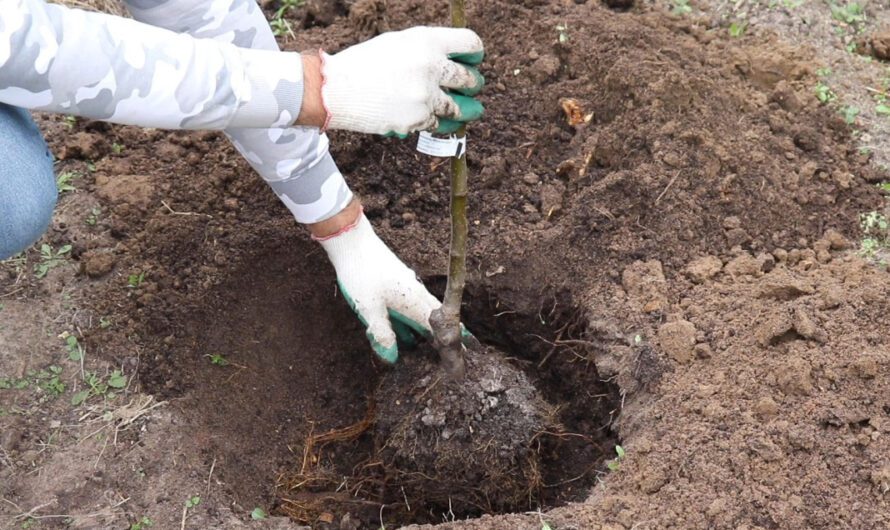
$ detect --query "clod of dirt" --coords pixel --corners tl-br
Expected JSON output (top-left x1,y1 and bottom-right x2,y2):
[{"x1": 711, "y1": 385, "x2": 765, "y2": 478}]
[
  {"x1": 774, "y1": 357, "x2": 814, "y2": 396},
  {"x1": 657, "y1": 320, "x2": 697, "y2": 363},
  {"x1": 757, "y1": 269, "x2": 815, "y2": 300},
  {"x1": 348, "y1": 0, "x2": 388, "y2": 36},
  {"x1": 80, "y1": 250, "x2": 116, "y2": 278},
  {"x1": 866, "y1": 30, "x2": 890, "y2": 61},
  {"x1": 57, "y1": 131, "x2": 110, "y2": 160},
  {"x1": 685, "y1": 255, "x2": 723, "y2": 283},
  {"x1": 871, "y1": 466, "x2": 890, "y2": 494},
  {"x1": 622, "y1": 260, "x2": 667, "y2": 311},
  {"x1": 540, "y1": 181, "x2": 566, "y2": 218},
  {"x1": 529, "y1": 54, "x2": 561, "y2": 82},
  {"x1": 374, "y1": 346, "x2": 554, "y2": 514},
  {"x1": 95, "y1": 174, "x2": 155, "y2": 210}
]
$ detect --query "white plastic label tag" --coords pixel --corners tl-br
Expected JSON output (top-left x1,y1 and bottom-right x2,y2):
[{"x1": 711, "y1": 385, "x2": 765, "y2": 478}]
[{"x1": 416, "y1": 132, "x2": 467, "y2": 158}]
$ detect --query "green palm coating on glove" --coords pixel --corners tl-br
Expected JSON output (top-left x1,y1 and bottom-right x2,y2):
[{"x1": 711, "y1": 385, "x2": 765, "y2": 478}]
[
  {"x1": 449, "y1": 50, "x2": 485, "y2": 65},
  {"x1": 339, "y1": 283, "x2": 477, "y2": 364}
]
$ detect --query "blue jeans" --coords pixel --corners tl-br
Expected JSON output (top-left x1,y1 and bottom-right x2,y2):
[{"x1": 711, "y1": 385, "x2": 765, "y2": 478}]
[{"x1": 0, "y1": 104, "x2": 57, "y2": 260}]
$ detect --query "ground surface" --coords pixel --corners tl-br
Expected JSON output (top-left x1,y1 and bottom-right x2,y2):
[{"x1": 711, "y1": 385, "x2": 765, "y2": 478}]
[{"x1": 2, "y1": 0, "x2": 890, "y2": 529}]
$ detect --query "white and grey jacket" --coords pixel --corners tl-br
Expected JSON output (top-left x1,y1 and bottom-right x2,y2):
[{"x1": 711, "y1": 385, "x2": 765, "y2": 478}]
[{"x1": 0, "y1": 0, "x2": 353, "y2": 223}]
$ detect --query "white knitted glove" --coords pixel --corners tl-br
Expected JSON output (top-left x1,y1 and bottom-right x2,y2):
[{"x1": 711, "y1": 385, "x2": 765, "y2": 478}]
[
  {"x1": 318, "y1": 213, "x2": 443, "y2": 363},
  {"x1": 320, "y1": 26, "x2": 485, "y2": 136}
]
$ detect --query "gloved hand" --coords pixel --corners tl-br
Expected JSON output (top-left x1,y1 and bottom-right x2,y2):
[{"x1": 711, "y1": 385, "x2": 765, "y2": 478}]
[
  {"x1": 320, "y1": 26, "x2": 485, "y2": 137},
  {"x1": 316, "y1": 211, "x2": 458, "y2": 363}
]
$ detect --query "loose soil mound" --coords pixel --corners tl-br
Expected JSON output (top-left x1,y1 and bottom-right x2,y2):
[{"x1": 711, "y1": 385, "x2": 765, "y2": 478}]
[{"x1": 20, "y1": 0, "x2": 887, "y2": 528}]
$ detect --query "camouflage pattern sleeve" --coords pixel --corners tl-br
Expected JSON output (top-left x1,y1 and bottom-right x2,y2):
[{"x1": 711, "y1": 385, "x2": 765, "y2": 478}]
[
  {"x1": 0, "y1": 0, "x2": 305, "y2": 130},
  {"x1": 124, "y1": 0, "x2": 354, "y2": 224}
]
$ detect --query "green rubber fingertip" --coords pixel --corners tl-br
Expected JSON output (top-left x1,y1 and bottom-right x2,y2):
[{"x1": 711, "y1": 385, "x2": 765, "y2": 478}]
[
  {"x1": 384, "y1": 131, "x2": 410, "y2": 139},
  {"x1": 389, "y1": 309, "x2": 433, "y2": 339},
  {"x1": 391, "y1": 317, "x2": 418, "y2": 348},
  {"x1": 452, "y1": 66, "x2": 485, "y2": 97},
  {"x1": 449, "y1": 50, "x2": 485, "y2": 65},
  {"x1": 368, "y1": 330, "x2": 399, "y2": 364},
  {"x1": 435, "y1": 119, "x2": 463, "y2": 135},
  {"x1": 451, "y1": 94, "x2": 484, "y2": 121}
]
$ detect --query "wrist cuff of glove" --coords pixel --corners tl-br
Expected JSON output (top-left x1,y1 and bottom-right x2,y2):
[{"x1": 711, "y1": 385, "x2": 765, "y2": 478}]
[{"x1": 311, "y1": 206, "x2": 365, "y2": 242}]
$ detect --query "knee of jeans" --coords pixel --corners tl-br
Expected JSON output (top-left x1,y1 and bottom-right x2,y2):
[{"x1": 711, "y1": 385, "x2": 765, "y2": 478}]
[{"x1": 0, "y1": 167, "x2": 58, "y2": 260}]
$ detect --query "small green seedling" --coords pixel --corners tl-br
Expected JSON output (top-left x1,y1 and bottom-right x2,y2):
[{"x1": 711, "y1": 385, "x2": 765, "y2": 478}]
[
  {"x1": 250, "y1": 507, "x2": 268, "y2": 520},
  {"x1": 65, "y1": 335, "x2": 83, "y2": 361},
  {"x1": 108, "y1": 370, "x2": 127, "y2": 389},
  {"x1": 71, "y1": 369, "x2": 127, "y2": 405},
  {"x1": 860, "y1": 210, "x2": 890, "y2": 262},
  {"x1": 876, "y1": 104, "x2": 890, "y2": 116},
  {"x1": 814, "y1": 82, "x2": 837, "y2": 104},
  {"x1": 128, "y1": 271, "x2": 146, "y2": 288},
  {"x1": 85, "y1": 206, "x2": 102, "y2": 226},
  {"x1": 830, "y1": 1, "x2": 866, "y2": 27},
  {"x1": 672, "y1": 0, "x2": 692, "y2": 14},
  {"x1": 206, "y1": 354, "x2": 229, "y2": 366},
  {"x1": 606, "y1": 444, "x2": 626, "y2": 471},
  {"x1": 270, "y1": 0, "x2": 305, "y2": 37},
  {"x1": 877, "y1": 182, "x2": 890, "y2": 192},
  {"x1": 185, "y1": 496, "x2": 201, "y2": 509},
  {"x1": 112, "y1": 142, "x2": 125, "y2": 154},
  {"x1": 34, "y1": 243, "x2": 72, "y2": 278},
  {"x1": 130, "y1": 517, "x2": 153, "y2": 530},
  {"x1": 56, "y1": 171, "x2": 79, "y2": 193},
  {"x1": 63, "y1": 115, "x2": 77, "y2": 129},
  {"x1": 99, "y1": 316, "x2": 113, "y2": 329},
  {"x1": 729, "y1": 21, "x2": 748, "y2": 37},
  {"x1": 842, "y1": 105, "x2": 860, "y2": 124}
]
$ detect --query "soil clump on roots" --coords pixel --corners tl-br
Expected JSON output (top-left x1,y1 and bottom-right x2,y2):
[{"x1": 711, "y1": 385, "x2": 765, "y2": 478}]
[{"x1": 373, "y1": 348, "x2": 553, "y2": 515}]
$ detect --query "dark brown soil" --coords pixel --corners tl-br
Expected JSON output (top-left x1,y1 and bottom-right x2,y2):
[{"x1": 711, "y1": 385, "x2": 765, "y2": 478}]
[{"x1": 3, "y1": 0, "x2": 890, "y2": 528}]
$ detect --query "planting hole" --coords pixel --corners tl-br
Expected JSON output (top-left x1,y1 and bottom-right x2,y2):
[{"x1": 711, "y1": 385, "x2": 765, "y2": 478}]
[{"x1": 138, "y1": 240, "x2": 621, "y2": 528}]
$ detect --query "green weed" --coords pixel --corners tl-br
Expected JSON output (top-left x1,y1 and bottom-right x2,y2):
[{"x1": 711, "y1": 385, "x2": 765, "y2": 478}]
[
  {"x1": 3, "y1": 366, "x2": 67, "y2": 401},
  {"x1": 56, "y1": 171, "x2": 79, "y2": 194},
  {"x1": 271, "y1": 0, "x2": 305, "y2": 37},
  {"x1": 85, "y1": 206, "x2": 102, "y2": 226},
  {"x1": 34, "y1": 243, "x2": 72, "y2": 278},
  {"x1": 729, "y1": 20, "x2": 748, "y2": 37},
  {"x1": 62, "y1": 333, "x2": 83, "y2": 361},
  {"x1": 842, "y1": 105, "x2": 860, "y2": 124},
  {"x1": 606, "y1": 444, "x2": 626, "y2": 471},
  {"x1": 672, "y1": 0, "x2": 692, "y2": 14},
  {"x1": 859, "y1": 210, "x2": 890, "y2": 261},
  {"x1": 814, "y1": 82, "x2": 837, "y2": 104},
  {"x1": 830, "y1": 1, "x2": 866, "y2": 27},
  {"x1": 71, "y1": 369, "x2": 127, "y2": 406},
  {"x1": 250, "y1": 508, "x2": 268, "y2": 520},
  {"x1": 206, "y1": 354, "x2": 229, "y2": 366},
  {"x1": 130, "y1": 517, "x2": 153, "y2": 530},
  {"x1": 128, "y1": 271, "x2": 146, "y2": 288}
]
